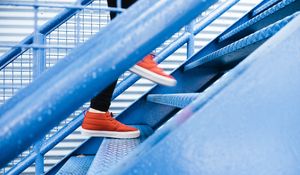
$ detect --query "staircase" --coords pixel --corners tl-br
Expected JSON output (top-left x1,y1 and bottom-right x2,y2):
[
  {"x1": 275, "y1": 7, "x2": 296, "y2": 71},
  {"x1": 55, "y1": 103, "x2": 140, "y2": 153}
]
[{"x1": 1, "y1": 0, "x2": 300, "y2": 174}]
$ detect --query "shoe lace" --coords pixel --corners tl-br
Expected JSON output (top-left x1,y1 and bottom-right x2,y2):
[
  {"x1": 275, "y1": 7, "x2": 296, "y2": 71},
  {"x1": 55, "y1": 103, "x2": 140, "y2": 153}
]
[
  {"x1": 142, "y1": 54, "x2": 167, "y2": 73},
  {"x1": 106, "y1": 112, "x2": 122, "y2": 126}
]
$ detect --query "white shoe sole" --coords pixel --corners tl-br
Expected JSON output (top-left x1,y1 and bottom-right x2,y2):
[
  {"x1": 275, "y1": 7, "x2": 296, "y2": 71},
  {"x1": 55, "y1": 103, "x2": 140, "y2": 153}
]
[
  {"x1": 81, "y1": 128, "x2": 140, "y2": 139},
  {"x1": 130, "y1": 65, "x2": 177, "y2": 87}
]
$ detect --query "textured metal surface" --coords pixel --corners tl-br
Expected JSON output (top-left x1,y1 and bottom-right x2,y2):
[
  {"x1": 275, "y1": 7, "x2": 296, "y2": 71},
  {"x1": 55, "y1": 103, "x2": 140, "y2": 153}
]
[
  {"x1": 109, "y1": 14, "x2": 300, "y2": 175},
  {"x1": 56, "y1": 156, "x2": 94, "y2": 175},
  {"x1": 184, "y1": 13, "x2": 297, "y2": 71},
  {"x1": 0, "y1": 0, "x2": 218, "y2": 167},
  {"x1": 252, "y1": 0, "x2": 281, "y2": 16},
  {"x1": 87, "y1": 125, "x2": 153, "y2": 175},
  {"x1": 147, "y1": 93, "x2": 200, "y2": 108},
  {"x1": 219, "y1": 0, "x2": 297, "y2": 42}
]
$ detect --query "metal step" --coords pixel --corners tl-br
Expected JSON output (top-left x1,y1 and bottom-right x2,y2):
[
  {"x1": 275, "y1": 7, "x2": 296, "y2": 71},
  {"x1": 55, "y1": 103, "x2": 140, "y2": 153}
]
[
  {"x1": 87, "y1": 125, "x2": 153, "y2": 175},
  {"x1": 147, "y1": 93, "x2": 200, "y2": 108},
  {"x1": 56, "y1": 155, "x2": 94, "y2": 175},
  {"x1": 252, "y1": 0, "x2": 281, "y2": 16},
  {"x1": 184, "y1": 13, "x2": 298, "y2": 71},
  {"x1": 219, "y1": 0, "x2": 299, "y2": 42}
]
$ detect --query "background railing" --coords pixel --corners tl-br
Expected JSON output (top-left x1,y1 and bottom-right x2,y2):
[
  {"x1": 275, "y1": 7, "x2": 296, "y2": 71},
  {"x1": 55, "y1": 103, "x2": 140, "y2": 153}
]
[{"x1": 0, "y1": 0, "x2": 261, "y2": 174}]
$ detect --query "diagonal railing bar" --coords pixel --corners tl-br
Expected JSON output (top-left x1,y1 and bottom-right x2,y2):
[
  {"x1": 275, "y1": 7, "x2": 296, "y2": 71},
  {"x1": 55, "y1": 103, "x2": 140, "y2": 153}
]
[
  {"x1": 0, "y1": 2, "x2": 124, "y2": 12},
  {"x1": 0, "y1": 0, "x2": 217, "y2": 168}
]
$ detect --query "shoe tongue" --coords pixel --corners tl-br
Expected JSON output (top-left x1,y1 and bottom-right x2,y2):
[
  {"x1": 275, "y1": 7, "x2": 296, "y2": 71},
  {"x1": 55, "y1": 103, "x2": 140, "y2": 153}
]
[{"x1": 104, "y1": 112, "x2": 113, "y2": 118}]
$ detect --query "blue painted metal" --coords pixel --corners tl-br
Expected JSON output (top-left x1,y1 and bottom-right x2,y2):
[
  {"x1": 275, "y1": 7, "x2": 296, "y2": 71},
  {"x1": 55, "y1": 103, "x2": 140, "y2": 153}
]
[
  {"x1": 46, "y1": 138, "x2": 102, "y2": 175},
  {"x1": 147, "y1": 93, "x2": 200, "y2": 108},
  {"x1": 0, "y1": 2, "x2": 123, "y2": 12},
  {"x1": 55, "y1": 156, "x2": 94, "y2": 175},
  {"x1": 0, "y1": 0, "x2": 94, "y2": 70},
  {"x1": 2, "y1": 2, "x2": 235, "y2": 170},
  {"x1": 193, "y1": 0, "x2": 240, "y2": 35},
  {"x1": 183, "y1": 1, "x2": 268, "y2": 68},
  {"x1": 5, "y1": 31, "x2": 189, "y2": 173},
  {"x1": 109, "y1": 14, "x2": 300, "y2": 175},
  {"x1": 186, "y1": 21, "x2": 195, "y2": 58},
  {"x1": 0, "y1": 43, "x2": 73, "y2": 49},
  {"x1": 4, "y1": 112, "x2": 85, "y2": 175},
  {"x1": 33, "y1": 140, "x2": 44, "y2": 175},
  {"x1": 33, "y1": 2, "x2": 46, "y2": 170},
  {"x1": 49, "y1": 1, "x2": 240, "y2": 170},
  {"x1": 252, "y1": 0, "x2": 281, "y2": 16},
  {"x1": 12, "y1": 0, "x2": 235, "y2": 170},
  {"x1": 0, "y1": 0, "x2": 217, "y2": 168},
  {"x1": 184, "y1": 13, "x2": 298, "y2": 71},
  {"x1": 87, "y1": 125, "x2": 153, "y2": 175},
  {"x1": 1, "y1": 1, "x2": 255, "y2": 172},
  {"x1": 219, "y1": 0, "x2": 299, "y2": 42},
  {"x1": 10, "y1": 0, "x2": 232, "y2": 172},
  {"x1": 113, "y1": 33, "x2": 190, "y2": 99}
]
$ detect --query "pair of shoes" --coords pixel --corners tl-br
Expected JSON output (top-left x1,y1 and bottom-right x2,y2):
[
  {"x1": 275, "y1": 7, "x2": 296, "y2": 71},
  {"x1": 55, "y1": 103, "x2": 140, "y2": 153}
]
[
  {"x1": 81, "y1": 111, "x2": 140, "y2": 139},
  {"x1": 81, "y1": 54, "x2": 176, "y2": 139}
]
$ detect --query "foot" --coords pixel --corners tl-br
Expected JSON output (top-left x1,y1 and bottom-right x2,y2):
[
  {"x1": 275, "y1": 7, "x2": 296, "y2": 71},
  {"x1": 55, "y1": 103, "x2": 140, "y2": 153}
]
[
  {"x1": 81, "y1": 111, "x2": 140, "y2": 139},
  {"x1": 130, "y1": 54, "x2": 177, "y2": 86}
]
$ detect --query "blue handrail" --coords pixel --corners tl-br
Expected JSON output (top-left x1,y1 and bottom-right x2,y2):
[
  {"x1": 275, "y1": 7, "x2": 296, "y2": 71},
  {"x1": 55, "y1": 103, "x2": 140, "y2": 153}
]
[{"x1": 0, "y1": 0, "x2": 218, "y2": 168}]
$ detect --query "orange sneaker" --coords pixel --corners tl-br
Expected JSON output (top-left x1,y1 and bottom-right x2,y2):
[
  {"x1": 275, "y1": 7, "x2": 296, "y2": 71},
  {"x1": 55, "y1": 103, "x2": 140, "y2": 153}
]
[
  {"x1": 130, "y1": 54, "x2": 177, "y2": 86},
  {"x1": 81, "y1": 111, "x2": 140, "y2": 139}
]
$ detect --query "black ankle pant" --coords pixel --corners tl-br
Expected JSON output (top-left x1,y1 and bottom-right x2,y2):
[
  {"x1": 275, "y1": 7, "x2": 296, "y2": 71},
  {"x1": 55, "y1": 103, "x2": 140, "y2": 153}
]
[{"x1": 90, "y1": 0, "x2": 137, "y2": 111}]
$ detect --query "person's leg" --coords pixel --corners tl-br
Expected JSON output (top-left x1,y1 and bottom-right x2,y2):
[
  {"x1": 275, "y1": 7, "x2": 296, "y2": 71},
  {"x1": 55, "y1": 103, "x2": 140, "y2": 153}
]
[
  {"x1": 90, "y1": 81, "x2": 117, "y2": 112},
  {"x1": 108, "y1": 0, "x2": 177, "y2": 86},
  {"x1": 82, "y1": 0, "x2": 177, "y2": 139},
  {"x1": 82, "y1": 0, "x2": 140, "y2": 139},
  {"x1": 89, "y1": 0, "x2": 138, "y2": 112},
  {"x1": 89, "y1": 0, "x2": 137, "y2": 112}
]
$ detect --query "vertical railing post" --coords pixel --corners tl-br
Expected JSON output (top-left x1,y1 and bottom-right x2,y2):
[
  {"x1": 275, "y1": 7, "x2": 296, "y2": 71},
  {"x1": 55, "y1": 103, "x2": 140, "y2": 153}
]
[
  {"x1": 185, "y1": 20, "x2": 195, "y2": 59},
  {"x1": 33, "y1": 0, "x2": 46, "y2": 174},
  {"x1": 117, "y1": 0, "x2": 122, "y2": 16},
  {"x1": 32, "y1": 32, "x2": 46, "y2": 174},
  {"x1": 33, "y1": 33, "x2": 46, "y2": 79}
]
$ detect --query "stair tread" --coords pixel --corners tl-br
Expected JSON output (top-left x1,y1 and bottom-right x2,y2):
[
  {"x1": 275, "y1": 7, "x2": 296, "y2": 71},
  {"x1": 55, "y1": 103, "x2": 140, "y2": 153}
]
[
  {"x1": 252, "y1": 0, "x2": 281, "y2": 16},
  {"x1": 87, "y1": 125, "x2": 153, "y2": 175},
  {"x1": 219, "y1": 0, "x2": 298, "y2": 42},
  {"x1": 147, "y1": 93, "x2": 200, "y2": 108},
  {"x1": 184, "y1": 13, "x2": 298, "y2": 71},
  {"x1": 56, "y1": 156, "x2": 94, "y2": 175}
]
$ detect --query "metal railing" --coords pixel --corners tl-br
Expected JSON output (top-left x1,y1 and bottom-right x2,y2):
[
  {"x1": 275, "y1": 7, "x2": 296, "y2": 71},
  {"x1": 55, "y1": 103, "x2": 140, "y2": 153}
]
[{"x1": 0, "y1": 0, "x2": 244, "y2": 174}]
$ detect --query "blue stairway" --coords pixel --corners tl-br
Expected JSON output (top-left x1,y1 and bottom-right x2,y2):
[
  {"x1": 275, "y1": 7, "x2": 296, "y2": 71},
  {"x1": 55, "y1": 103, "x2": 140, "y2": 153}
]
[{"x1": 1, "y1": 0, "x2": 300, "y2": 174}]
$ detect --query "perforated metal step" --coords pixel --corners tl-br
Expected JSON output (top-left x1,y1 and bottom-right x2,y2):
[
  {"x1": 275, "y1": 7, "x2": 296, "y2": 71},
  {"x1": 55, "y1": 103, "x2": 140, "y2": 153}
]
[
  {"x1": 56, "y1": 155, "x2": 94, "y2": 175},
  {"x1": 219, "y1": 0, "x2": 299, "y2": 42},
  {"x1": 252, "y1": 0, "x2": 281, "y2": 16},
  {"x1": 184, "y1": 13, "x2": 298, "y2": 71},
  {"x1": 87, "y1": 125, "x2": 153, "y2": 175},
  {"x1": 147, "y1": 93, "x2": 200, "y2": 108}
]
